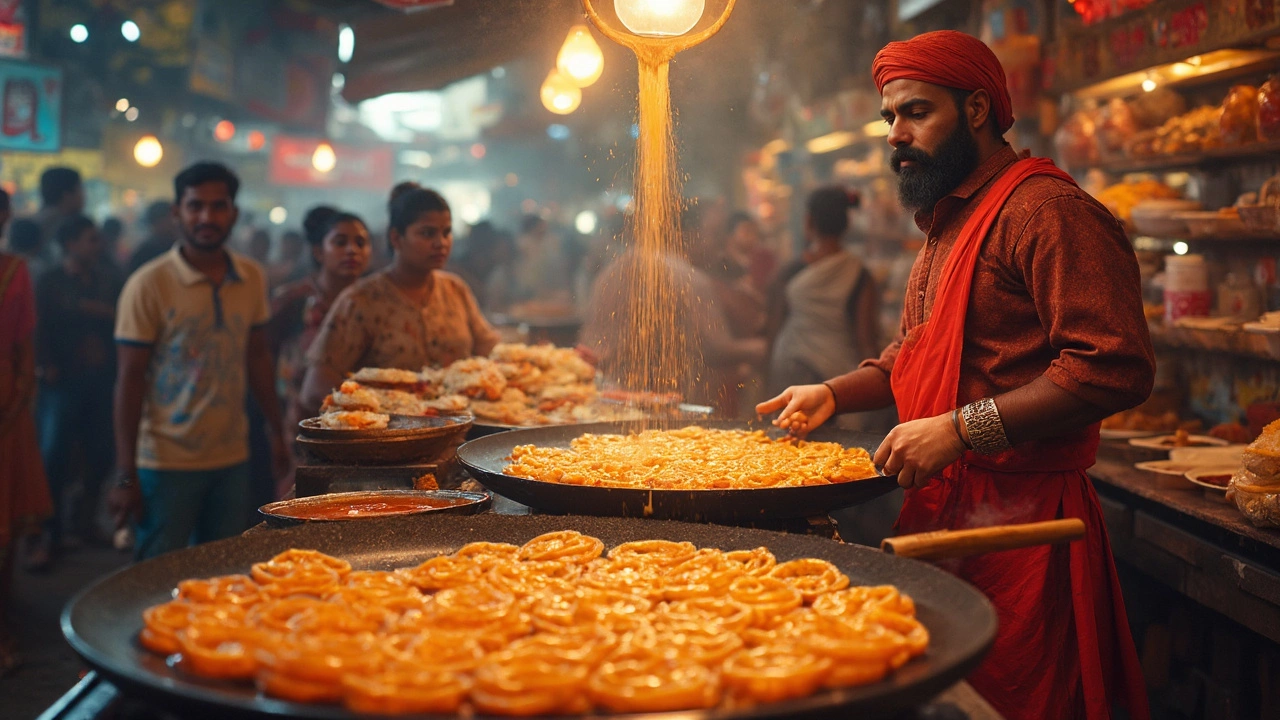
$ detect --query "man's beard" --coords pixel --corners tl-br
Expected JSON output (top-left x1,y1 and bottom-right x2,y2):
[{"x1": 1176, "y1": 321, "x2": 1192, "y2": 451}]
[{"x1": 891, "y1": 121, "x2": 980, "y2": 213}]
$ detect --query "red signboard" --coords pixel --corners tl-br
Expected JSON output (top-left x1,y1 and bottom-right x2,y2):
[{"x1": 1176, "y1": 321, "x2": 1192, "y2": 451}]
[{"x1": 268, "y1": 136, "x2": 393, "y2": 190}]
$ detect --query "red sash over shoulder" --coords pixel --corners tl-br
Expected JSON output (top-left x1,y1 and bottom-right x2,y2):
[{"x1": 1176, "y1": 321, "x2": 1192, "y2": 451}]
[{"x1": 889, "y1": 158, "x2": 1149, "y2": 720}]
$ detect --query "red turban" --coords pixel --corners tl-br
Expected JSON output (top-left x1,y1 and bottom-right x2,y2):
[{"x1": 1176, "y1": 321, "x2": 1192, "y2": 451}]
[{"x1": 872, "y1": 30, "x2": 1014, "y2": 133}]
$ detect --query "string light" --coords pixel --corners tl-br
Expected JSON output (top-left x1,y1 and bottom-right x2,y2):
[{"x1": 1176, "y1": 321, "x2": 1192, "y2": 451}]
[
  {"x1": 541, "y1": 70, "x2": 582, "y2": 115},
  {"x1": 557, "y1": 25, "x2": 605, "y2": 88}
]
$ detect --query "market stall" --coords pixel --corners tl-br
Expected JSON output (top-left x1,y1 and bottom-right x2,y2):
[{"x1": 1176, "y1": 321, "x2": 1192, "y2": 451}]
[{"x1": 1044, "y1": 0, "x2": 1280, "y2": 712}]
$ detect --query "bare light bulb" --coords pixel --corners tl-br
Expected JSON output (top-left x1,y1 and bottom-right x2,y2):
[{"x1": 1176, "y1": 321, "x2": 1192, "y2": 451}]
[
  {"x1": 312, "y1": 142, "x2": 337, "y2": 173},
  {"x1": 541, "y1": 70, "x2": 582, "y2": 115},
  {"x1": 614, "y1": 0, "x2": 705, "y2": 37},
  {"x1": 133, "y1": 136, "x2": 163, "y2": 168},
  {"x1": 557, "y1": 25, "x2": 604, "y2": 88}
]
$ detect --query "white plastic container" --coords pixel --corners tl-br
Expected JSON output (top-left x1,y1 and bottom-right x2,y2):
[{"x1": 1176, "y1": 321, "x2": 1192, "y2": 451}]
[{"x1": 1164, "y1": 254, "x2": 1211, "y2": 323}]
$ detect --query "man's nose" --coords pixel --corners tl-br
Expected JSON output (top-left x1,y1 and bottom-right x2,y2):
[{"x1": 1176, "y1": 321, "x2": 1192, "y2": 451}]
[{"x1": 887, "y1": 120, "x2": 911, "y2": 149}]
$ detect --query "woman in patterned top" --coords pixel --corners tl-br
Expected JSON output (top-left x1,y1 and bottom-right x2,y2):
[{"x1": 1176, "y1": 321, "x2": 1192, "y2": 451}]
[
  {"x1": 268, "y1": 212, "x2": 371, "y2": 495},
  {"x1": 299, "y1": 188, "x2": 498, "y2": 416}
]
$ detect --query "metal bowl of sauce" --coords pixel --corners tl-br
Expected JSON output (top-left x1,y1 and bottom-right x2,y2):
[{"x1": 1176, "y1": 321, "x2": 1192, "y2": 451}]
[{"x1": 258, "y1": 489, "x2": 491, "y2": 528}]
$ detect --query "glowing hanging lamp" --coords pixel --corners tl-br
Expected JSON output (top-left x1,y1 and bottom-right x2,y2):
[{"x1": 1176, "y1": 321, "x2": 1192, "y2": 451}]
[
  {"x1": 312, "y1": 142, "x2": 337, "y2": 173},
  {"x1": 614, "y1": 0, "x2": 705, "y2": 37},
  {"x1": 557, "y1": 25, "x2": 605, "y2": 88},
  {"x1": 133, "y1": 136, "x2": 164, "y2": 168},
  {"x1": 541, "y1": 70, "x2": 582, "y2": 115}
]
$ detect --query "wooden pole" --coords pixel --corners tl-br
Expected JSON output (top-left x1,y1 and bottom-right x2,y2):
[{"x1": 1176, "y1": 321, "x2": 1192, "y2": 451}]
[{"x1": 880, "y1": 519, "x2": 1087, "y2": 562}]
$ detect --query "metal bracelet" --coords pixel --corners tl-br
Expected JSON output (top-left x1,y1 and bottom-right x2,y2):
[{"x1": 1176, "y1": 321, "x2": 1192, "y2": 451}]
[
  {"x1": 961, "y1": 398, "x2": 1012, "y2": 455},
  {"x1": 951, "y1": 408, "x2": 973, "y2": 450}
]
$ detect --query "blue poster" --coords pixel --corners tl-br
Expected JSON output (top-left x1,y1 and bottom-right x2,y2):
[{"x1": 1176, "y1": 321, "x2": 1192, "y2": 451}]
[{"x1": 0, "y1": 60, "x2": 60, "y2": 152}]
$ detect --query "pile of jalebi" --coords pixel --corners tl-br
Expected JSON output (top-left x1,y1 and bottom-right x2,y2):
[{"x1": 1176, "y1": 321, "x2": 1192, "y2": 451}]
[
  {"x1": 139, "y1": 531, "x2": 927, "y2": 715},
  {"x1": 505, "y1": 426, "x2": 880, "y2": 489}
]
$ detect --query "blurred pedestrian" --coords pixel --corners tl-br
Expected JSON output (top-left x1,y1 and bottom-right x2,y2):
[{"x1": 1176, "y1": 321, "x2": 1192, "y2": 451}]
[
  {"x1": 30, "y1": 168, "x2": 85, "y2": 263},
  {"x1": 767, "y1": 187, "x2": 879, "y2": 395},
  {"x1": 108, "y1": 162, "x2": 287, "y2": 560},
  {"x1": 450, "y1": 221, "x2": 514, "y2": 312},
  {"x1": 246, "y1": 228, "x2": 271, "y2": 268},
  {"x1": 29, "y1": 216, "x2": 121, "y2": 569},
  {"x1": 273, "y1": 230, "x2": 308, "y2": 286},
  {"x1": 5, "y1": 219, "x2": 46, "y2": 281},
  {"x1": 127, "y1": 201, "x2": 177, "y2": 275},
  {"x1": 0, "y1": 188, "x2": 54, "y2": 674},
  {"x1": 510, "y1": 214, "x2": 570, "y2": 308},
  {"x1": 98, "y1": 216, "x2": 126, "y2": 284},
  {"x1": 269, "y1": 212, "x2": 372, "y2": 498}
]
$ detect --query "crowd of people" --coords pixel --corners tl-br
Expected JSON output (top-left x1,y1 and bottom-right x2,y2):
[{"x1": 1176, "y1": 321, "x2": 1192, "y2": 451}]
[{"x1": 0, "y1": 159, "x2": 881, "y2": 675}]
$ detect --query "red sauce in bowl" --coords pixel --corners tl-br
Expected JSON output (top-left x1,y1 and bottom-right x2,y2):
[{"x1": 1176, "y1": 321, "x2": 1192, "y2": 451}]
[
  {"x1": 274, "y1": 496, "x2": 462, "y2": 521},
  {"x1": 1198, "y1": 474, "x2": 1232, "y2": 488}
]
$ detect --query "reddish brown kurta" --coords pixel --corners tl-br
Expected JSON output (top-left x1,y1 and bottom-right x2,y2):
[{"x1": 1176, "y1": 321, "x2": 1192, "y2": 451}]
[{"x1": 829, "y1": 145, "x2": 1155, "y2": 418}]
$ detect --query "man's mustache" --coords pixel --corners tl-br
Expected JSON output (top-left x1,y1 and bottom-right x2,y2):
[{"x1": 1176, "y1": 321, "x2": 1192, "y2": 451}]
[
  {"x1": 890, "y1": 146, "x2": 934, "y2": 173},
  {"x1": 193, "y1": 224, "x2": 222, "y2": 235}
]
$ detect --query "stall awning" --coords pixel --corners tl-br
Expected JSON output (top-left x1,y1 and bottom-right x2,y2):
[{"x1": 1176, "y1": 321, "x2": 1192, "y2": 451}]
[{"x1": 339, "y1": 0, "x2": 583, "y2": 103}]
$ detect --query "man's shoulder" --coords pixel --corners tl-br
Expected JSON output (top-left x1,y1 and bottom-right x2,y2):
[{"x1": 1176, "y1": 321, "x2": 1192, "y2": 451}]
[
  {"x1": 228, "y1": 251, "x2": 267, "y2": 289},
  {"x1": 1008, "y1": 174, "x2": 1107, "y2": 216},
  {"x1": 1001, "y1": 174, "x2": 1120, "y2": 236},
  {"x1": 123, "y1": 251, "x2": 180, "y2": 293}
]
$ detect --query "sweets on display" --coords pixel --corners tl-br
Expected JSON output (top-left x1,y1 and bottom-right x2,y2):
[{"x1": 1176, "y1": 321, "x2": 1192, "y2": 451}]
[
  {"x1": 321, "y1": 343, "x2": 644, "y2": 427},
  {"x1": 139, "y1": 532, "x2": 928, "y2": 715}
]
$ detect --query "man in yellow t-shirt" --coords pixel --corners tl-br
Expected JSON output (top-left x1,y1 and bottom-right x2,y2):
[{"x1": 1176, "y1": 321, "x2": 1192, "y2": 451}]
[{"x1": 110, "y1": 162, "x2": 287, "y2": 560}]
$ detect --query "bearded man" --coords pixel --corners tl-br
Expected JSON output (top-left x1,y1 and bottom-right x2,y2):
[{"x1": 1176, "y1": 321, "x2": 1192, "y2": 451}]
[{"x1": 759, "y1": 31, "x2": 1152, "y2": 720}]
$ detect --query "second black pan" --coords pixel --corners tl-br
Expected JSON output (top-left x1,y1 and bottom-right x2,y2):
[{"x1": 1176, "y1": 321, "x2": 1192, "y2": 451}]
[{"x1": 457, "y1": 419, "x2": 899, "y2": 523}]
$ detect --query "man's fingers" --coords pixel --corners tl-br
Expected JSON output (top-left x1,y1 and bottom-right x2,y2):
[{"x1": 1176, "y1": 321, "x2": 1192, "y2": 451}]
[
  {"x1": 873, "y1": 435, "x2": 894, "y2": 469},
  {"x1": 897, "y1": 467, "x2": 914, "y2": 489},
  {"x1": 755, "y1": 392, "x2": 790, "y2": 416}
]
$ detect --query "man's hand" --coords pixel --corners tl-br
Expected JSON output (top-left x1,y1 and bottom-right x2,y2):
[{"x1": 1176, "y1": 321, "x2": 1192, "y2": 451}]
[
  {"x1": 107, "y1": 471, "x2": 144, "y2": 530},
  {"x1": 756, "y1": 384, "x2": 836, "y2": 438},
  {"x1": 270, "y1": 432, "x2": 292, "y2": 482},
  {"x1": 874, "y1": 413, "x2": 966, "y2": 489}
]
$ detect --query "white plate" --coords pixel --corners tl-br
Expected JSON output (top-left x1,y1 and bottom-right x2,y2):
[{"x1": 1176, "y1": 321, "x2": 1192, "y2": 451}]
[
  {"x1": 1129, "y1": 435, "x2": 1230, "y2": 451},
  {"x1": 1169, "y1": 445, "x2": 1247, "y2": 465},
  {"x1": 1100, "y1": 429, "x2": 1163, "y2": 440},
  {"x1": 1184, "y1": 466, "x2": 1236, "y2": 492},
  {"x1": 1134, "y1": 460, "x2": 1200, "y2": 476}
]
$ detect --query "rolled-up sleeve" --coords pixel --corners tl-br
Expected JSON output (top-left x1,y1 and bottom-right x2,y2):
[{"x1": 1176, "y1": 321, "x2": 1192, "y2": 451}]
[{"x1": 1018, "y1": 195, "x2": 1154, "y2": 412}]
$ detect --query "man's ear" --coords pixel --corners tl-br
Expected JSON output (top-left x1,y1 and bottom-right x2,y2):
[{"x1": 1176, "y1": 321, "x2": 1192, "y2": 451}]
[{"x1": 968, "y1": 89, "x2": 993, "y2": 135}]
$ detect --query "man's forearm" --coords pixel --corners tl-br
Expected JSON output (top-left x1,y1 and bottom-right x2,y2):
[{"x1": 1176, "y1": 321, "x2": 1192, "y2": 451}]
[
  {"x1": 114, "y1": 373, "x2": 144, "y2": 473},
  {"x1": 993, "y1": 375, "x2": 1110, "y2": 446},
  {"x1": 825, "y1": 366, "x2": 895, "y2": 414},
  {"x1": 248, "y1": 349, "x2": 284, "y2": 436}
]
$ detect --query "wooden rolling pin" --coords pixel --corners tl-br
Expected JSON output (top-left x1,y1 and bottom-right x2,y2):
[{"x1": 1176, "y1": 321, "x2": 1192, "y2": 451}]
[{"x1": 880, "y1": 519, "x2": 1086, "y2": 562}]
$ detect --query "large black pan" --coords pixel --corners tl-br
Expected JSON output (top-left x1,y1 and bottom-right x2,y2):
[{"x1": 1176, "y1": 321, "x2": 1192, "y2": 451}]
[
  {"x1": 457, "y1": 419, "x2": 899, "y2": 523},
  {"x1": 62, "y1": 514, "x2": 996, "y2": 720}
]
